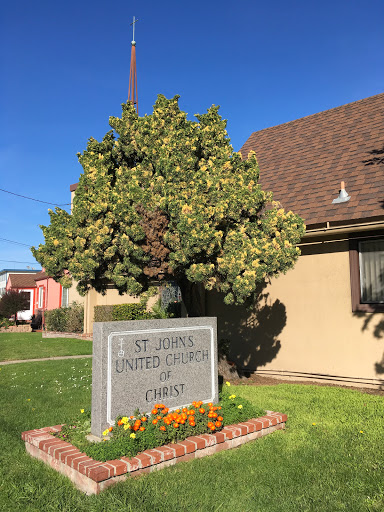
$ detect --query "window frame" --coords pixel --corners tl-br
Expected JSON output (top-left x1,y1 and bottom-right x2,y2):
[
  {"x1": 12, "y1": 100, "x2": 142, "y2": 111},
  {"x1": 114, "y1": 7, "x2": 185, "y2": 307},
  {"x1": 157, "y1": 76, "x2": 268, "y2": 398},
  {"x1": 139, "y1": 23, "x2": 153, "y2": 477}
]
[
  {"x1": 61, "y1": 287, "x2": 69, "y2": 308},
  {"x1": 38, "y1": 286, "x2": 44, "y2": 309},
  {"x1": 349, "y1": 234, "x2": 384, "y2": 313}
]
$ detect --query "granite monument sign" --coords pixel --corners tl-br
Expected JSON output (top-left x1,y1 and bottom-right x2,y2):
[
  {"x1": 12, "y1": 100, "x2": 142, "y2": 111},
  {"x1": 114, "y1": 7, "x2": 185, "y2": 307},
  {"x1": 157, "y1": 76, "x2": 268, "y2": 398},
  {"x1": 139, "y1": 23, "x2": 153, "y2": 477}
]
[{"x1": 91, "y1": 317, "x2": 218, "y2": 437}]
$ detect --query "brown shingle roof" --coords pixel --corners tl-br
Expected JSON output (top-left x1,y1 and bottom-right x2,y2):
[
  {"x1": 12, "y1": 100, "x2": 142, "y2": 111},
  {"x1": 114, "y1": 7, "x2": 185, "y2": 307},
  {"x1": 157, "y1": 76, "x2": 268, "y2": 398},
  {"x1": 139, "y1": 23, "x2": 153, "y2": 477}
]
[
  {"x1": 8, "y1": 273, "x2": 38, "y2": 288},
  {"x1": 34, "y1": 271, "x2": 49, "y2": 281},
  {"x1": 240, "y1": 93, "x2": 384, "y2": 227}
]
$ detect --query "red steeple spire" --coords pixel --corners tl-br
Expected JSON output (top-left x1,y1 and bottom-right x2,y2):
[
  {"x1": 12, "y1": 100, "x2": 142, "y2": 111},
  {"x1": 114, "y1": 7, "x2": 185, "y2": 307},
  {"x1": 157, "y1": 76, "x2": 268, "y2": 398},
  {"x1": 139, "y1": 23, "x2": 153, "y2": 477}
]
[{"x1": 128, "y1": 16, "x2": 138, "y2": 114}]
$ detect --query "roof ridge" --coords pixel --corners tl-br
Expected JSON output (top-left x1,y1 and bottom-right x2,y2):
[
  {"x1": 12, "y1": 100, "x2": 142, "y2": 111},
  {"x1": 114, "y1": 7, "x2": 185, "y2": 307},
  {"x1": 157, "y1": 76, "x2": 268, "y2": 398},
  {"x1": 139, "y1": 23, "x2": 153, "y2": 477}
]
[{"x1": 246, "y1": 92, "x2": 384, "y2": 140}]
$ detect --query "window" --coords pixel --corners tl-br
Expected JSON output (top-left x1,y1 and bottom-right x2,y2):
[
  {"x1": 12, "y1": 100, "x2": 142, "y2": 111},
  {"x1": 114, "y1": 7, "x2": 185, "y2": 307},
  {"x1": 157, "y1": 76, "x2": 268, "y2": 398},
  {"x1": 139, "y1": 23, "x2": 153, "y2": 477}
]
[
  {"x1": 20, "y1": 291, "x2": 31, "y2": 311},
  {"x1": 61, "y1": 287, "x2": 69, "y2": 308},
  {"x1": 349, "y1": 236, "x2": 384, "y2": 312},
  {"x1": 38, "y1": 287, "x2": 44, "y2": 308}
]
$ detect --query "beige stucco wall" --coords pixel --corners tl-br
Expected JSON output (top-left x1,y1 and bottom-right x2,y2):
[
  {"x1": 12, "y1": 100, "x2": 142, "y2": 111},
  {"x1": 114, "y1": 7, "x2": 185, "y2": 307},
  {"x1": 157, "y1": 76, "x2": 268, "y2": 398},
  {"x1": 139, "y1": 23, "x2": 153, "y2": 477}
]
[
  {"x1": 68, "y1": 280, "x2": 85, "y2": 306},
  {"x1": 206, "y1": 239, "x2": 384, "y2": 387},
  {"x1": 84, "y1": 287, "x2": 159, "y2": 334}
]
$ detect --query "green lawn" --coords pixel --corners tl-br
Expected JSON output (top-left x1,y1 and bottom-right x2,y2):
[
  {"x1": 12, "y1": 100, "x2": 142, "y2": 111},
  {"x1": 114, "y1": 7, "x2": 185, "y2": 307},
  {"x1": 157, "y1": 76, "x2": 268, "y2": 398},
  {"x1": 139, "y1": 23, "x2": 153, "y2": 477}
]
[
  {"x1": 1, "y1": 358, "x2": 384, "y2": 511},
  {"x1": 0, "y1": 332, "x2": 92, "y2": 361}
]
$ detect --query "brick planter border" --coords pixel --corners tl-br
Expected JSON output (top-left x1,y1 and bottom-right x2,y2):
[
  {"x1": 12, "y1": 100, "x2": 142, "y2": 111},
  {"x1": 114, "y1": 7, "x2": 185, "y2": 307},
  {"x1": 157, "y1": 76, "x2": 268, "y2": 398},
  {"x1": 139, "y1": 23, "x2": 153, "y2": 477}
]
[{"x1": 21, "y1": 411, "x2": 287, "y2": 495}]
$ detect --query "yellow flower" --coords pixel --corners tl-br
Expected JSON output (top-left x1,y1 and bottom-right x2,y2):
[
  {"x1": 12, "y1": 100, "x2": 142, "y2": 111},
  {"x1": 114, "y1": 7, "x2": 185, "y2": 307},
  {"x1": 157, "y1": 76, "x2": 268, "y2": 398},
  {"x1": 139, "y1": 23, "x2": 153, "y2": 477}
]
[
  {"x1": 130, "y1": 433, "x2": 136, "y2": 439},
  {"x1": 312, "y1": 423, "x2": 316, "y2": 426},
  {"x1": 121, "y1": 416, "x2": 128, "y2": 424},
  {"x1": 80, "y1": 409, "x2": 84, "y2": 413},
  {"x1": 238, "y1": 405, "x2": 243, "y2": 409},
  {"x1": 225, "y1": 381, "x2": 231, "y2": 387},
  {"x1": 124, "y1": 424, "x2": 130, "y2": 430},
  {"x1": 359, "y1": 430, "x2": 364, "y2": 434},
  {"x1": 229, "y1": 395, "x2": 236, "y2": 399},
  {"x1": 27, "y1": 399, "x2": 31, "y2": 401},
  {"x1": 102, "y1": 429, "x2": 109, "y2": 436}
]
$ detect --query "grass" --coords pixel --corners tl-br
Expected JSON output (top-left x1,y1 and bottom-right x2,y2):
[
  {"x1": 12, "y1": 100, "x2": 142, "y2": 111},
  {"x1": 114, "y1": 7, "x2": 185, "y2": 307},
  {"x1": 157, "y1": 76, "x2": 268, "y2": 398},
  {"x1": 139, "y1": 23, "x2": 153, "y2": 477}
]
[
  {"x1": 1, "y1": 358, "x2": 384, "y2": 511},
  {"x1": 0, "y1": 332, "x2": 92, "y2": 361}
]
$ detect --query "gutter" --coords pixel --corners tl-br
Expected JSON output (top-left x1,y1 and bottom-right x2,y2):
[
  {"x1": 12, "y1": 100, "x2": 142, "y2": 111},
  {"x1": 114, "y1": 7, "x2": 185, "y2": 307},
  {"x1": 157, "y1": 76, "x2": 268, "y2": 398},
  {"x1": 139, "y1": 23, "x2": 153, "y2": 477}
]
[
  {"x1": 303, "y1": 219, "x2": 384, "y2": 237},
  {"x1": 299, "y1": 219, "x2": 384, "y2": 246}
]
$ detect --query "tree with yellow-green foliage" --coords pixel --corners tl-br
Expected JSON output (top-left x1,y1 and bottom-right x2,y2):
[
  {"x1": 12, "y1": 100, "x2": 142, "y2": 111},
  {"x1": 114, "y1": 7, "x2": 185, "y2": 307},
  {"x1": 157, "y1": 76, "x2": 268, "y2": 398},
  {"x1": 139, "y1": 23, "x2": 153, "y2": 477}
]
[{"x1": 32, "y1": 95, "x2": 305, "y2": 316}]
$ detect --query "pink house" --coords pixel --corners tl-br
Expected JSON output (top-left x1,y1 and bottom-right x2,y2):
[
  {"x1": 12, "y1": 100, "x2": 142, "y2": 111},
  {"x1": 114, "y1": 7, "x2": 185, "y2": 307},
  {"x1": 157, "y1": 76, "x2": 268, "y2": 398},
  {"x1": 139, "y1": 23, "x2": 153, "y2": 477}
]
[
  {"x1": 6, "y1": 273, "x2": 38, "y2": 321},
  {"x1": 34, "y1": 270, "x2": 68, "y2": 313}
]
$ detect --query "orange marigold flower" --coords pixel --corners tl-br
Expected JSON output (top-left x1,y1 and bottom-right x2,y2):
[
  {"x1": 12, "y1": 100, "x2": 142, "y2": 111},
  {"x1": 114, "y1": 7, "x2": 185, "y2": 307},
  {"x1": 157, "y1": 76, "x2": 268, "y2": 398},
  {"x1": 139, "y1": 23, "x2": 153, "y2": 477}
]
[
  {"x1": 130, "y1": 416, "x2": 134, "y2": 419},
  {"x1": 133, "y1": 425, "x2": 139, "y2": 431},
  {"x1": 189, "y1": 410, "x2": 195, "y2": 415},
  {"x1": 218, "y1": 416, "x2": 223, "y2": 421},
  {"x1": 159, "y1": 404, "x2": 165, "y2": 409},
  {"x1": 160, "y1": 426, "x2": 166, "y2": 431},
  {"x1": 176, "y1": 409, "x2": 181, "y2": 413},
  {"x1": 208, "y1": 403, "x2": 213, "y2": 407},
  {"x1": 117, "y1": 420, "x2": 123, "y2": 426},
  {"x1": 154, "y1": 404, "x2": 161, "y2": 408},
  {"x1": 199, "y1": 408, "x2": 205, "y2": 414},
  {"x1": 173, "y1": 423, "x2": 179, "y2": 428},
  {"x1": 152, "y1": 419, "x2": 158, "y2": 425},
  {"x1": 141, "y1": 416, "x2": 147, "y2": 422},
  {"x1": 210, "y1": 426, "x2": 216, "y2": 431},
  {"x1": 157, "y1": 415, "x2": 162, "y2": 420},
  {"x1": 108, "y1": 427, "x2": 113, "y2": 432},
  {"x1": 152, "y1": 409, "x2": 158, "y2": 415},
  {"x1": 182, "y1": 407, "x2": 188, "y2": 413},
  {"x1": 215, "y1": 421, "x2": 222, "y2": 427},
  {"x1": 140, "y1": 426, "x2": 145, "y2": 431},
  {"x1": 164, "y1": 408, "x2": 169, "y2": 414}
]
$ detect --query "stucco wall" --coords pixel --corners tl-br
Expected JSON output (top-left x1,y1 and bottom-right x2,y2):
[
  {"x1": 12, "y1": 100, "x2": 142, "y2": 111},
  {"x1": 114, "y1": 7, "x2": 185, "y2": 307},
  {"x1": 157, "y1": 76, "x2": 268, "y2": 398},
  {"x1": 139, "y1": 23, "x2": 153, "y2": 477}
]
[
  {"x1": 206, "y1": 240, "x2": 384, "y2": 387},
  {"x1": 68, "y1": 280, "x2": 85, "y2": 306}
]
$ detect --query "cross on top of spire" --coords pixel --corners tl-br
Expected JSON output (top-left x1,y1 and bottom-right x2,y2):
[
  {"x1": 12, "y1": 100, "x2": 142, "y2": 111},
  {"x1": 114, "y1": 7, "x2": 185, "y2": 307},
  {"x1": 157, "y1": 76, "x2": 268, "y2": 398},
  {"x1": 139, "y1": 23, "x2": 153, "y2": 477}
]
[{"x1": 130, "y1": 16, "x2": 138, "y2": 46}]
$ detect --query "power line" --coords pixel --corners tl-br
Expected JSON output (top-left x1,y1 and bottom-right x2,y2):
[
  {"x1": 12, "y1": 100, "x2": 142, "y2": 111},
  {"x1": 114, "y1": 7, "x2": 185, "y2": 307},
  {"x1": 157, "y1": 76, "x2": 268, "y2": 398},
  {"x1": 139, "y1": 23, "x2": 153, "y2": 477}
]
[
  {"x1": 0, "y1": 188, "x2": 71, "y2": 206},
  {"x1": 0, "y1": 237, "x2": 33, "y2": 248},
  {"x1": 0, "y1": 259, "x2": 40, "y2": 264}
]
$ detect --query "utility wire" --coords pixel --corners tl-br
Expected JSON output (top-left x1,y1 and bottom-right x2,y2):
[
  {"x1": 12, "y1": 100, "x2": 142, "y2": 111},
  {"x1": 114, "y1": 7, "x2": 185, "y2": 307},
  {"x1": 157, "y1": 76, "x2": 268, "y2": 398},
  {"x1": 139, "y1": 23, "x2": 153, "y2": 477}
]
[
  {"x1": 0, "y1": 259, "x2": 40, "y2": 264},
  {"x1": 0, "y1": 188, "x2": 71, "y2": 206},
  {"x1": 0, "y1": 237, "x2": 33, "y2": 248}
]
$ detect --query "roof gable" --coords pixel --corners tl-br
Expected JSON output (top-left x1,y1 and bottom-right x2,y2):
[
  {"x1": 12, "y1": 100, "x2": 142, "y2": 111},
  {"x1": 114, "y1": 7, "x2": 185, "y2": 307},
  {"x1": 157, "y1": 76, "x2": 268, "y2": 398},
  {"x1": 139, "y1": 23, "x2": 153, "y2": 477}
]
[
  {"x1": 240, "y1": 93, "x2": 384, "y2": 227},
  {"x1": 7, "y1": 273, "x2": 38, "y2": 288}
]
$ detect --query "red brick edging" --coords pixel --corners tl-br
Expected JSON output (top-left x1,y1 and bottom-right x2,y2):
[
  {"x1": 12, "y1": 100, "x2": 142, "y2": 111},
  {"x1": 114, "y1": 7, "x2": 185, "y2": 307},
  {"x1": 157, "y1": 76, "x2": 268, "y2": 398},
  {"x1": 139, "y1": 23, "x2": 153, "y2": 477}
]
[{"x1": 21, "y1": 411, "x2": 287, "y2": 495}]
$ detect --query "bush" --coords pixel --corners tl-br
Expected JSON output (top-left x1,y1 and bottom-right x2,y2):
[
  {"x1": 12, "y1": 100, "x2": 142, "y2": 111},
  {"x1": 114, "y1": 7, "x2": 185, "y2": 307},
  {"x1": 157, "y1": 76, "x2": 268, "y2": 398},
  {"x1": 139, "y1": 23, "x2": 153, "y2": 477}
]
[
  {"x1": 112, "y1": 303, "x2": 151, "y2": 321},
  {"x1": 94, "y1": 303, "x2": 151, "y2": 323},
  {"x1": 66, "y1": 302, "x2": 84, "y2": 333},
  {"x1": 94, "y1": 305, "x2": 113, "y2": 323},
  {"x1": 45, "y1": 303, "x2": 84, "y2": 333},
  {"x1": 0, "y1": 316, "x2": 10, "y2": 329},
  {"x1": 45, "y1": 308, "x2": 68, "y2": 332}
]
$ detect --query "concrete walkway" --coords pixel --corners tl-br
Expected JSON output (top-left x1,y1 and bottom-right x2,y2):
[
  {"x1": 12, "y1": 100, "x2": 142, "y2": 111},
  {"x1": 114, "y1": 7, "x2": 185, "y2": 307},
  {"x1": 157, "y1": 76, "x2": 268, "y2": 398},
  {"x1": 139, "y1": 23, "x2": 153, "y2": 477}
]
[{"x1": 0, "y1": 354, "x2": 93, "y2": 365}]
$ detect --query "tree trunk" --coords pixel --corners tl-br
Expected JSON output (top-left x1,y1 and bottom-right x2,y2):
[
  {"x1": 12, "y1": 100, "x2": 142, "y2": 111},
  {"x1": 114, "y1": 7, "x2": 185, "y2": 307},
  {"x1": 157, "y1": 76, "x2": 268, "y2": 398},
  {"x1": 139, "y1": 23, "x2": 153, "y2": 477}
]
[{"x1": 178, "y1": 278, "x2": 206, "y2": 317}]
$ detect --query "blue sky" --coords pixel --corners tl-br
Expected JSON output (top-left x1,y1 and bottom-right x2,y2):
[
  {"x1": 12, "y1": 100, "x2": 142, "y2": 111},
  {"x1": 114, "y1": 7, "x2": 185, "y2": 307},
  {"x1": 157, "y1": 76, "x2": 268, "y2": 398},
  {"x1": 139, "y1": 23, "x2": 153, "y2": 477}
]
[{"x1": 1, "y1": 0, "x2": 383, "y2": 270}]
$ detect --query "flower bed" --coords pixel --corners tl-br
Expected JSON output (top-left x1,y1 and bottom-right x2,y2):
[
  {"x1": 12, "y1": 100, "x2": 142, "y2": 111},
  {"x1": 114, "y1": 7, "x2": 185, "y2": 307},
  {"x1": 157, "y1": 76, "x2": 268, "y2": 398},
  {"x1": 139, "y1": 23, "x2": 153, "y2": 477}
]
[
  {"x1": 22, "y1": 411, "x2": 287, "y2": 495},
  {"x1": 55, "y1": 386, "x2": 265, "y2": 462}
]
